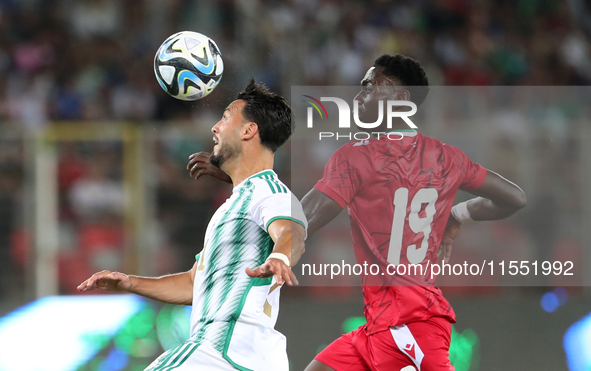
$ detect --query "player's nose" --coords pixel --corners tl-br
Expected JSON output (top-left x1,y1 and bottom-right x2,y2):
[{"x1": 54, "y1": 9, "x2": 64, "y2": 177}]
[
  {"x1": 211, "y1": 121, "x2": 220, "y2": 134},
  {"x1": 354, "y1": 90, "x2": 364, "y2": 104}
]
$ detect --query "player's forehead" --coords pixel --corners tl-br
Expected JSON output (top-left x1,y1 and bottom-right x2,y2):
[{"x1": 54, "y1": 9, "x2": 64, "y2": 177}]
[
  {"x1": 360, "y1": 66, "x2": 400, "y2": 87},
  {"x1": 224, "y1": 99, "x2": 247, "y2": 116}
]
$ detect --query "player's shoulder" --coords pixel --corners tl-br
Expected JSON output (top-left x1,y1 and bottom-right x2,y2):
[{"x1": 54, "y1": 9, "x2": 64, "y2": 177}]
[
  {"x1": 330, "y1": 139, "x2": 377, "y2": 159},
  {"x1": 247, "y1": 170, "x2": 291, "y2": 196},
  {"x1": 421, "y1": 133, "x2": 465, "y2": 154}
]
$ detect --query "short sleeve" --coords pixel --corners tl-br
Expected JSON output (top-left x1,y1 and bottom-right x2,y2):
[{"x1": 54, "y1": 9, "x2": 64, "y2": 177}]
[
  {"x1": 258, "y1": 192, "x2": 308, "y2": 232},
  {"x1": 456, "y1": 149, "x2": 488, "y2": 191},
  {"x1": 313, "y1": 145, "x2": 362, "y2": 208}
]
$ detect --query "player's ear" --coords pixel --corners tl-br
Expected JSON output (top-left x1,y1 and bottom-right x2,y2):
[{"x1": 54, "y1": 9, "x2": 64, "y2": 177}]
[
  {"x1": 396, "y1": 89, "x2": 410, "y2": 101},
  {"x1": 242, "y1": 121, "x2": 259, "y2": 141}
]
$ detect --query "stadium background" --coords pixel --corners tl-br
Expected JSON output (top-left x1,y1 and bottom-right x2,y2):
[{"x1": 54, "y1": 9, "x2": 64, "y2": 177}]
[{"x1": 0, "y1": 0, "x2": 590, "y2": 370}]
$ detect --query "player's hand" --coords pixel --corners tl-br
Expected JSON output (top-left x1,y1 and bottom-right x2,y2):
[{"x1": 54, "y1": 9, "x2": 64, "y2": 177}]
[
  {"x1": 245, "y1": 259, "x2": 297, "y2": 286},
  {"x1": 187, "y1": 152, "x2": 232, "y2": 183},
  {"x1": 438, "y1": 215, "x2": 462, "y2": 264},
  {"x1": 77, "y1": 270, "x2": 132, "y2": 293}
]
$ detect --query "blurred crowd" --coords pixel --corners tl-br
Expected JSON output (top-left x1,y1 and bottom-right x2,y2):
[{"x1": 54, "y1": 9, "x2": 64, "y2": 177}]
[
  {"x1": 0, "y1": 0, "x2": 590, "y2": 129},
  {"x1": 0, "y1": 0, "x2": 590, "y2": 305}
]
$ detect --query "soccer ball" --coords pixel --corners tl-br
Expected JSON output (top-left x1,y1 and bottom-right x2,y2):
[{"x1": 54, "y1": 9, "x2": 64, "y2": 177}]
[{"x1": 154, "y1": 31, "x2": 224, "y2": 101}]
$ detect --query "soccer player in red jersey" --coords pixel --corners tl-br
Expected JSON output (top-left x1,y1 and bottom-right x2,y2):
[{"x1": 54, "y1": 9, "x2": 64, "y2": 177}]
[
  {"x1": 187, "y1": 55, "x2": 527, "y2": 371},
  {"x1": 300, "y1": 55, "x2": 527, "y2": 371}
]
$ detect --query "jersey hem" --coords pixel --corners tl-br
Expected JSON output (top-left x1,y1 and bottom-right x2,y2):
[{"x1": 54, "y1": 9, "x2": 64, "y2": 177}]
[{"x1": 461, "y1": 166, "x2": 488, "y2": 191}]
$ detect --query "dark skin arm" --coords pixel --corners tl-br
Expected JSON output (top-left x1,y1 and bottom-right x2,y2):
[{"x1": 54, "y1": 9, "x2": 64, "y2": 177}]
[
  {"x1": 464, "y1": 170, "x2": 527, "y2": 220},
  {"x1": 300, "y1": 188, "x2": 343, "y2": 239},
  {"x1": 187, "y1": 152, "x2": 232, "y2": 183},
  {"x1": 438, "y1": 170, "x2": 527, "y2": 262}
]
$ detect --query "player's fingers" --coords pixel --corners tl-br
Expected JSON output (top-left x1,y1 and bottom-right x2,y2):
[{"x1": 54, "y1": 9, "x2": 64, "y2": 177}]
[
  {"x1": 81, "y1": 270, "x2": 119, "y2": 291},
  {"x1": 282, "y1": 267, "x2": 292, "y2": 286},
  {"x1": 194, "y1": 171, "x2": 204, "y2": 180},
  {"x1": 188, "y1": 152, "x2": 209, "y2": 160},
  {"x1": 191, "y1": 163, "x2": 213, "y2": 178},
  {"x1": 444, "y1": 244, "x2": 452, "y2": 264},
  {"x1": 79, "y1": 277, "x2": 100, "y2": 291},
  {"x1": 190, "y1": 163, "x2": 203, "y2": 176},
  {"x1": 246, "y1": 266, "x2": 271, "y2": 278},
  {"x1": 187, "y1": 156, "x2": 202, "y2": 170},
  {"x1": 245, "y1": 267, "x2": 259, "y2": 278},
  {"x1": 187, "y1": 153, "x2": 210, "y2": 170},
  {"x1": 290, "y1": 271, "x2": 299, "y2": 286},
  {"x1": 77, "y1": 279, "x2": 90, "y2": 291},
  {"x1": 187, "y1": 157, "x2": 196, "y2": 169},
  {"x1": 274, "y1": 271, "x2": 284, "y2": 286}
]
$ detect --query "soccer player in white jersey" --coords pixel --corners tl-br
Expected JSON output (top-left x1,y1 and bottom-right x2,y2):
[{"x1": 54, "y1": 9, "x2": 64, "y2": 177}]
[{"x1": 77, "y1": 79, "x2": 308, "y2": 371}]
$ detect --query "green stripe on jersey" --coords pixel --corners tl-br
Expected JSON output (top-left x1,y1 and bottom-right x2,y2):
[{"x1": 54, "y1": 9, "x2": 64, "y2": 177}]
[
  {"x1": 264, "y1": 174, "x2": 288, "y2": 193},
  {"x1": 190, "y1": 179, "x2": 275, "y2": 355},
  {"x1": 263, "y1": 177, "x2": 277, "y2": 194},
  {"x1": 265, "y1": 216, "x2": 307, "y2": 231}
]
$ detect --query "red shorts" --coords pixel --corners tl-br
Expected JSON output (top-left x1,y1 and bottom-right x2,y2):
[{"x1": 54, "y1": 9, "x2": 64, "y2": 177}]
[{"x1": 315, "y1": 316, "x2": 454, "y2": 371}]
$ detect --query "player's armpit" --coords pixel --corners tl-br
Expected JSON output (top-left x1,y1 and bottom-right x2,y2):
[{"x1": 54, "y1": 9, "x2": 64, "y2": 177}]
[
  {"x1": 301, "y1": 188, "x2": 344, "y2": 238},
  {"x1": 188, "y1": 260, "x2": 198, "y2": 285},
  {"x1": 465, "y1": 170, "x2": 527, "y2": 221}
]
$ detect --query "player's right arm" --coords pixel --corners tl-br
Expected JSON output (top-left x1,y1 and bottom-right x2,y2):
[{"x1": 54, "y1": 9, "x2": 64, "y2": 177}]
[
  {"x1": 77, "y1": 261, "x2": 198, "y2": 306},
  {"x1": 301, "y1": 188, "x2": 344, "y2": 238}
]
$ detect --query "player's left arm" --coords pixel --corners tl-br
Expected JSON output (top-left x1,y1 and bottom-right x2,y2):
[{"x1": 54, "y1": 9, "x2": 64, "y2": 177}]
[
  {"x1": 441, "y1": 170, "x2": 526, "y2": 263},
  {"x1": 245, "y1": 219, "x2": 306, "y2": 286},
  {"x1": 301, "y1": 188, "x2": 344, "y2": 238},
  {"x1": 459, "y1": 170, "x2": 527, "y2": 221}
]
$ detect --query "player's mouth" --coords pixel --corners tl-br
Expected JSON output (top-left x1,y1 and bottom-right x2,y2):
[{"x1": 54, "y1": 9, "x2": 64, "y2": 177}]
[
  {"x1": 213, "y1": 136, "x2": 219, "y2": 147},
  {"x1": 356, "y1": 103, "x2": 366, "y2": 114}
]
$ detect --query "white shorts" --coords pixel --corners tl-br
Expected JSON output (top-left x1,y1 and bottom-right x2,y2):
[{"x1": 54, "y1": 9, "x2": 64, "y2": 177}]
[{"x1": 144, "y1": 341, "x2": 289, "y2": 371}]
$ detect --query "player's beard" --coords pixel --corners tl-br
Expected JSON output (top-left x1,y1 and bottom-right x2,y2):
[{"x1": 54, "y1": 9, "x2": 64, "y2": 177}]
[{"x1": 210, "y1": 141, "x2": 241, "y2": 169}]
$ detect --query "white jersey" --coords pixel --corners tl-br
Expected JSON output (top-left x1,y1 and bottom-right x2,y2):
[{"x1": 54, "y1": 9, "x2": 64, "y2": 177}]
[{"x1": 188, "y1": 169, "x2": 307, "y2": 370}]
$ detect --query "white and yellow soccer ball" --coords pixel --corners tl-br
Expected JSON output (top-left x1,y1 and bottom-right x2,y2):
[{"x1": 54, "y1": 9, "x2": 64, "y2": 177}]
[{"x1": 154, "y1": 31, "x2": 224, "y2": 101}]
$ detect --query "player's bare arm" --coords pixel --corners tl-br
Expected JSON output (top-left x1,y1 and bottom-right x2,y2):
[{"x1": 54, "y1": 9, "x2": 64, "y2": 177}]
[
  {"x1": 441, "y1": 171, "x2": 526, "y2": 262},
  {"x1": 463, "y1": 170, "x2": 527, "y2": 221},
  {"x1": 187, "y1": 152, "x2": 232, "y2": 183},
  {"x1": 301, "y1": 188, "x2": 344, "y2": 238},
  {"x1": 77, "y1": 261, "x2": 198, "y2": 306},
  {"x1": 439, "y1": 215, "x2": 462, "y2": 264},
  {"x1": 246, "y1": 219, "x2": 306, "y2": 286}
]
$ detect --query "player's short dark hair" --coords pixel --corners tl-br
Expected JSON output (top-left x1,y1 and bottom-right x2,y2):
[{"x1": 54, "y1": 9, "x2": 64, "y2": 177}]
[
  {"x1": 374, "y1": 54, "x2": 429, "y2": 107},
  {"x1": 236, "y1": 79, "x2": 293, "y2": 152}
]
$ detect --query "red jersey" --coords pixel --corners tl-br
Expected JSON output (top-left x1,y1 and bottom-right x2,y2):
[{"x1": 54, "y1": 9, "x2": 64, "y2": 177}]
[{"x1": 314, "y1": 131, "x2": 487, "y2": 334}]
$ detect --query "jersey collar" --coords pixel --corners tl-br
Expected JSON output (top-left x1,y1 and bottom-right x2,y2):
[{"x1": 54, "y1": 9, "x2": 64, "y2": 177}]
[
  {"x1": 387, "y1": 129, "x2": 418, "y2": 137},
  {"x1": 234, "y1": 169, "x2": 276, "y2": 190}
]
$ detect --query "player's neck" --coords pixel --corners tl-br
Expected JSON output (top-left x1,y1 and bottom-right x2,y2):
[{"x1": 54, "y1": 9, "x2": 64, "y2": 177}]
[
  {"x1": 224, "y1": 148, "x2": 274, "y2": 187},
  {"x1": 365, "y1": 118, "x2": 416, "y2": 133},
  {"x1": 388, "y1": 118, "x2": 415, "y2": 132}
]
